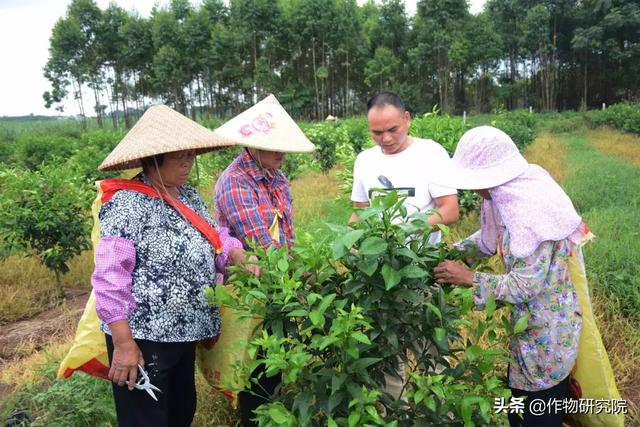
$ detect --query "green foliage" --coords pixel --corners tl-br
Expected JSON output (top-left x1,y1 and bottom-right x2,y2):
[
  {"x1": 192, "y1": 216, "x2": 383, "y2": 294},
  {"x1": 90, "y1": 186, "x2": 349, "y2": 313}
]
[
  {"x1": 584, "y1": 103, "x2": 640, "y2": 135},
  {"x1": 302, "y1": 123, "x2": 350, "y2": 173},
  {"x1": 12, "y1": 134, "x2": 81, "y2": 170},
  {"x1": 0, "y1": 164, "x2": 91, "y2": 293},
  {"x1": 214, "y1": 192, "x2": 511, "y2": 425},
  {"x1": 0, "y1": 361, "x2": 115, "y2": 426},
  {"x1": 410, "y1": 113, "x2": 468, "y2": 154},
  {"x1": 490, "y1": 111, "x2": 537, "y2": 150}
]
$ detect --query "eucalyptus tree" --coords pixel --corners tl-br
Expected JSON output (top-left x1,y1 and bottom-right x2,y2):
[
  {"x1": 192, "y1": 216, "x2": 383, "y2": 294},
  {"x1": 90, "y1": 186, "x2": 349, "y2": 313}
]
[
  {"x1": 414, "y1": 0, "x2": 469, "y2": 113},
  {"x1": 43, "y1": 0, "x2": 101, "y2": 128}
]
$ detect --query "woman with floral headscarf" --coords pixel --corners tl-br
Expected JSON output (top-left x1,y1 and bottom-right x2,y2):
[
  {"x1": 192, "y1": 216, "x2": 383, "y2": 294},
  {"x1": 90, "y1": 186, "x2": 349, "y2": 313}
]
[{"x1": 430, "y1": 126, "x2": 586, "y2": 427}]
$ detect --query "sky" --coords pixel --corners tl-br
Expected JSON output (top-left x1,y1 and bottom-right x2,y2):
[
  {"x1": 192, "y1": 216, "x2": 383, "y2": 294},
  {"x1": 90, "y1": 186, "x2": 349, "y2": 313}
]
[{"x1": 0, "y1": 0, "x2": 486, "y2": 117}]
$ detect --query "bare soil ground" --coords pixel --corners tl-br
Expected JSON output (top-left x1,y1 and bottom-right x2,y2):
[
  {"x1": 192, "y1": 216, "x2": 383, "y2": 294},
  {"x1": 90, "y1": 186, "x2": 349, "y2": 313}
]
[{"x1": 0, "y1": 289, "x2": 89, "y2": 404}]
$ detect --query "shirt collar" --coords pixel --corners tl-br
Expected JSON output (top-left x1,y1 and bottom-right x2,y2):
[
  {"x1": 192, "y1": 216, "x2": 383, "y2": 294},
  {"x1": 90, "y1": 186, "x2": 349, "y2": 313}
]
[{"x1": 238, "y1": 149, "x2": 284, "y2": 185}]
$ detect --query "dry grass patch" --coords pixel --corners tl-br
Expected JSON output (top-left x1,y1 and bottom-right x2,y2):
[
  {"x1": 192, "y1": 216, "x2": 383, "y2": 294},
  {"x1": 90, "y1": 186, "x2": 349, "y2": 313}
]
[
  {"x1": 291, "y1": 169, "x2": 342, "y2": 226},
  {"x1": 0, "y1": 251, "x2": 92, "y2": 323},
  {"x1": 523, "y1": 132, "x2": 568, "y2": 182},
  {"x1": 588, "y1": 128, "x2": 640, "y2": 166}
]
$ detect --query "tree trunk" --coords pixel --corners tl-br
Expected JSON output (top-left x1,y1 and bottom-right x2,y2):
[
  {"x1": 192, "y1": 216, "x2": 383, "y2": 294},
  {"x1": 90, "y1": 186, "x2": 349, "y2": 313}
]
[
  {"x1": 312, "y1": 38, "x2": 319, "y2": 120},
  {"x1": 73, "y1": 77, "x2": 87, "y2": 130}
]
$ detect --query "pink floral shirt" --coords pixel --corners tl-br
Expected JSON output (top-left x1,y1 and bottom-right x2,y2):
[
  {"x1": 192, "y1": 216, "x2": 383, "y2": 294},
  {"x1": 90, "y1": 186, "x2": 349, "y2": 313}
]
[{"x1": 461, "y1": 227, "x2": 582, "y2": 392}]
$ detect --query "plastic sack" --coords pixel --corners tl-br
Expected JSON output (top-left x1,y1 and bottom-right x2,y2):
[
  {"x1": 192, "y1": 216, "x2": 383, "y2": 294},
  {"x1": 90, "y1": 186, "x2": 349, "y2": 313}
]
[
  {"x1": 566, "y1": 245, "x2": 624, "y2": 427},
  {"x1": 196, "y1": 304, "x2": 262, "y2": 406},
  {"x1": 57, "y1": 181, "x2": 109, "y2": 380}
]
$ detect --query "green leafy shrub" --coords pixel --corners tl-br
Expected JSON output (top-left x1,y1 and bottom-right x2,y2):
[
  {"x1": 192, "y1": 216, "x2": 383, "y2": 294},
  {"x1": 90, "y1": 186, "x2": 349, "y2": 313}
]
[
  {"x1": 13, "y1": 134, "x2": 81, "y2": 170},
  {"x1": 583, "y1": 103, "x2": 640, "y2": 135},
  {"x1": 491, "y1": 111, "x2": 537, "y2": 150},
  {"x1": 303, "y1": 123, "x2": 350, "y2": 172},
  {"x1": 0, "y1": 164, "x2": 91, "y2": 296},
  {"x1": 212, "y1": 192, "x2": 512, "y2": 426},
  {"x1": 410, "y1": 114, "x2": 468, "y2": 154}
]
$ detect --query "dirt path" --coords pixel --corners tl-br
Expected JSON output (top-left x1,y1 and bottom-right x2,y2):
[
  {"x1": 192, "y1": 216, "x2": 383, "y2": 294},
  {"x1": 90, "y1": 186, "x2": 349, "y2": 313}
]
[{"x1": 0, "y1": 289, "x2": 89, "y2": 369}]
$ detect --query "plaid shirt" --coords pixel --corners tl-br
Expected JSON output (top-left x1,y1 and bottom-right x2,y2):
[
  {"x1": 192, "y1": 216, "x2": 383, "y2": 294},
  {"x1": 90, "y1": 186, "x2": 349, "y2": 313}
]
[{"x1": 214, "y1": 150, "x2": 294, "y2": 249}]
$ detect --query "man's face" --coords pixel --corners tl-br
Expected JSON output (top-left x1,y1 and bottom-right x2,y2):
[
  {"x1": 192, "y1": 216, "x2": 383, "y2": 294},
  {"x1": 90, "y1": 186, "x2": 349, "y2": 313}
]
[{"x1": 367, "y1": 104, "x2": 411, "y2": 155}]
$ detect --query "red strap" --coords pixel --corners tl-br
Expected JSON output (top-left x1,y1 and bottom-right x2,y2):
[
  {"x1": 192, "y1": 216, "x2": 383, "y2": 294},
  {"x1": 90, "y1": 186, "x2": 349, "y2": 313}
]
[{"x1": 99, "y1": 179, "x2": 223, "y2": 254}]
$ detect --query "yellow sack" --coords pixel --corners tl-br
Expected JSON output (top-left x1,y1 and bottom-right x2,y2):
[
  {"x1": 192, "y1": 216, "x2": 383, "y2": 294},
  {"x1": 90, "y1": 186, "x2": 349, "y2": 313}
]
[
  {"x1": 57, "y1": 181, "x2": 110, "y2": 380},
  {"x1": 196, "y1": 305, "x2": 262, "y2": 406},
  {"x1": 567, "y1": 245, "x2": 624, "y2": 427}
]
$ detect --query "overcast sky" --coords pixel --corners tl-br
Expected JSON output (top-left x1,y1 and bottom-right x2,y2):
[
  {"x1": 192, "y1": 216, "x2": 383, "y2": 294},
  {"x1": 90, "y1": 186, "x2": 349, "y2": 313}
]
[{"x1": 0, "y1": 0, "x2": 485, "y2": 117}]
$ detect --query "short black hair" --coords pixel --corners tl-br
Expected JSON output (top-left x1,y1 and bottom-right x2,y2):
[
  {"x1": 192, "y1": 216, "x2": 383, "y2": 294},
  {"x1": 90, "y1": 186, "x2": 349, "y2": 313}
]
[
  {"x1": 140, "y1": 153, "x2": 165, "y2": 171},
  {"x1": 366, "y1": 92, "x2": 406, "y2": 114}
]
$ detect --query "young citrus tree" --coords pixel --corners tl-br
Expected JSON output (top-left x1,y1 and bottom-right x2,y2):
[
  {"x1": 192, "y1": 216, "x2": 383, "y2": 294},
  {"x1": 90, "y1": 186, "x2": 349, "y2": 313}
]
[
  {"x1": 0, "y1": 163, "x2": 91, "y2": 298},
  {"x1": 212, "y1": 192, "x2": 512, "y2": 426}
]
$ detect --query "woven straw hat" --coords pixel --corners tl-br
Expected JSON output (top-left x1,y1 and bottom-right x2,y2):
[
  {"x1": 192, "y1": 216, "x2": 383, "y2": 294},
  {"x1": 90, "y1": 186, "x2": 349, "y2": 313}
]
[
  {"x1": 215, "y1": 94, "x2": 315, "y2": 153},
  {"x1": 99, "y1": 105, "x2": 235, "y2": 171},
  {"x1": 424, "y1": 126, "x2": 529, "y2": 190}
]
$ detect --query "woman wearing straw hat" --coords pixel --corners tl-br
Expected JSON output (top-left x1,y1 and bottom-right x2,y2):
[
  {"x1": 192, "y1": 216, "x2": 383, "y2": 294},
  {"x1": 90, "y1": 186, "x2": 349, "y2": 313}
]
[
  {"x1": 430, "y1": 126, "x2": 585, "y2": 427},
  {"x1": 92, "y1": 105, "x2": 258, "y2": 427},
  {"x1": 213, "y1": 95, "x2": 315, "y2": 426}
]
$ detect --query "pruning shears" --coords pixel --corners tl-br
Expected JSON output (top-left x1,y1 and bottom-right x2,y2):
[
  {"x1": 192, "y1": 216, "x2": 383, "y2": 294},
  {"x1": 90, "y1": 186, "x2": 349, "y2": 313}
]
[{"x1": 127, "y1": 364, "x2": 162, "y2": 401}]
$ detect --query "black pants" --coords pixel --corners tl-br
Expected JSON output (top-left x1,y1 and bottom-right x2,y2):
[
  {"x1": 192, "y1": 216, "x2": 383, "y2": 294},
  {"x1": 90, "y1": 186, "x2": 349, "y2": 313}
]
[
  {"x1": 105, "y1": 334, "x2": 197, "y2": 427},
  {"x1": 239, "y1": 356, "x2": 282, "y2": 427},
  {"x1": 508, "y1": 375, "x2": 570, "y2": 427}
]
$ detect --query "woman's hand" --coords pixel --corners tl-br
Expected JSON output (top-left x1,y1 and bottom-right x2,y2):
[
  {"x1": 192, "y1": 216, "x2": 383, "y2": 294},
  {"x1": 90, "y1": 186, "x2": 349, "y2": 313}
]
[
  {"x1": 108, "y1": 320, "x2": 144, "y2": 390},
  {"x1": 229, "y1": 248, "x2": 261, "y2": 277},
  {"x1": 434, "y1": 260, "x2": 474, "y2": 287}
]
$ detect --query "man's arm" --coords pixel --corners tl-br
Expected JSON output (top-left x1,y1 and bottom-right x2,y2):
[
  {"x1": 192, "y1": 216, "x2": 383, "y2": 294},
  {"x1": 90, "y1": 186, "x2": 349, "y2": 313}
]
[
  {"x1": 349, "y1": 201, "x2": 369, "y2": 223},
  {"x1": 428, "y1": 194, "x2": 459, "y2": 226}
]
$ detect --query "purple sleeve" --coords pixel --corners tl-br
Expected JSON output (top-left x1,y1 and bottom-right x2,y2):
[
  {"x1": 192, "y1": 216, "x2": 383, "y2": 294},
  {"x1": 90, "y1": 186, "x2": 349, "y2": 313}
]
[
  {"x1": 214, "y1": 226, "x2": 244, "y2": 283},
  {"x1": 91, "y1": 236, "x2": 137, "y2": 324}
]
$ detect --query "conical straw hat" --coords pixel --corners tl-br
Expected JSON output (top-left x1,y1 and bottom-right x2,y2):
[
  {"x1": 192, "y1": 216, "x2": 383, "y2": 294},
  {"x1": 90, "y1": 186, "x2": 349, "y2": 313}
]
[
  {"x1": 215, "y1": 94, "x2": 315, "y2": 153},
  {"x1": 99, "y1": 105, "x2": 235, "y2": 171}
]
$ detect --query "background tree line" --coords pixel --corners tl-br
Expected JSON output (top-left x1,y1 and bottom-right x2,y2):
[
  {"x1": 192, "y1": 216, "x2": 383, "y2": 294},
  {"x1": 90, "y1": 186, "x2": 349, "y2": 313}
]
[{"x1": 43, "y1": 0, "x2": 640, "y2": 128}]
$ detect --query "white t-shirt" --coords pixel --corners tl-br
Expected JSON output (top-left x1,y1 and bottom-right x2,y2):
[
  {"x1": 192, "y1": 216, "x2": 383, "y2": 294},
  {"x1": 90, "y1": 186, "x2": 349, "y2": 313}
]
[{"x1": 351, "y1": 137, "x2": 456, "y2": 243}]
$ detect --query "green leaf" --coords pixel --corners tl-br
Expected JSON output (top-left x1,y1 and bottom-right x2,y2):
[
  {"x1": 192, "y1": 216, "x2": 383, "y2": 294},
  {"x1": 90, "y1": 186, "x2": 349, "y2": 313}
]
[
  {"x1": 358, "y1": 236, "x2": 388, "y2": 256},
  {"x1": 484, "y1": 295, "x2": 496, "y2": 318},
  {"x1": 351, "y1": 331, "x2": 371, "y2": 345},
  {"x1": 325, "y1": 223, "x2": 350, "y2": 234},
  {"x1": 269, "y1": 405, "x2": 289, "y2": 424},
  {"x1": 309, "y1": 310, "x2": 325, "y2": 327},
  {"x1": 317, "y1": 335, "x2": 340, "y2": 350},
  {"x1": 353, "y1": 357, "x2": 383, "y2": 370},
  {"x1": 277, "y1": 258, "x2": 289, "y2": 272},
  {"x1": 426, "y1": 303, "x2": 442, "y2": 320},
  {"x1": 356, "y1": 257, "x2": 378, "y2": 276},
  {"x1": 332, "y1": 239, "x2": 347, "y2": 259},
  {"x1": 328, "y1": 418, "x2": 338, "y2": 427},
  {"x1": 287, "y1": 309, "x2": 308, "y2": 317},
  {"x1": 400, "y1": 264, "x2": 428, "y2": 278},
  {"x1": 331, "y1": 373, "x2": 348, "y2": 394},
  {"x1": 381, "y1": 264, "x2": 402, "y2": 290},
  {"x1": 514, "y1": 313, "x2": 530, "y2": 335},
  {"x1": 465, "y1": 344, "x2": 482, "y2": 362},
  {"x1": 348, "y1": 411, "x2": 361, "y2": 427},
  {"x1": 342, "y1": 229, "x2": 365, "y2": 248}
]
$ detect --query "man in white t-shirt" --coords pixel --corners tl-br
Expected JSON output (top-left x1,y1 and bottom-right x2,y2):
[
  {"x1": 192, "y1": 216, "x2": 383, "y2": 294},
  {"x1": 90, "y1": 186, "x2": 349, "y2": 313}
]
[{"x1": 350, "y1": 92, "x2": 459, "y2": 242}]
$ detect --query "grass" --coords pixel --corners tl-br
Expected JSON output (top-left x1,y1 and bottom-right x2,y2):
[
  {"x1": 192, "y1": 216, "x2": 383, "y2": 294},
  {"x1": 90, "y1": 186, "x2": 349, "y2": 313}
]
[
  {"x1": 587, "y1": 128, "x2": 640, "y2": 167},
  {"x1": 0, "y1": 251, "x2": 93, "y2": 324},
  {"x1": 562, "y1": 131, "x2": 640, "y2": 320}
]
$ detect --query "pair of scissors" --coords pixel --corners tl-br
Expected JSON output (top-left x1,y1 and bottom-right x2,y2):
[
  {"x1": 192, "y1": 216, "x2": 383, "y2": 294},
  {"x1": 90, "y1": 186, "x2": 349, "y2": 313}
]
[{"x1": 126, "y1": 364, "x2": 162, "y2": 401}]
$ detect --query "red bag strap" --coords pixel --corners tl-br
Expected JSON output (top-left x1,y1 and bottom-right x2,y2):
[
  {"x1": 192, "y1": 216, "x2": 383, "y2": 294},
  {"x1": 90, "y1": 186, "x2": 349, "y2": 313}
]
[{"x1": 99, "y1": 179, "x2": 223, "y2": 254}]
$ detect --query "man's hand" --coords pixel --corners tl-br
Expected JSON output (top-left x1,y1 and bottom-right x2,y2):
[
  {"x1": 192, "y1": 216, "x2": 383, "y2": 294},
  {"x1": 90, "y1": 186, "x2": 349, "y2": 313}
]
[{"x1": 434, "y1": 260, "x2": 474, "y2": 287}]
